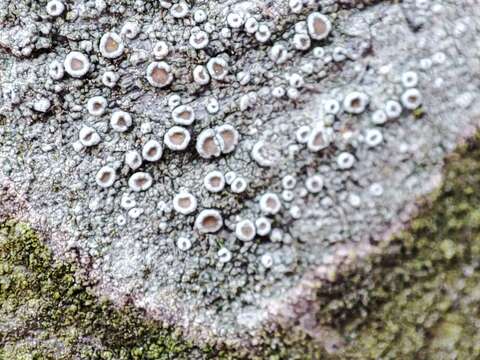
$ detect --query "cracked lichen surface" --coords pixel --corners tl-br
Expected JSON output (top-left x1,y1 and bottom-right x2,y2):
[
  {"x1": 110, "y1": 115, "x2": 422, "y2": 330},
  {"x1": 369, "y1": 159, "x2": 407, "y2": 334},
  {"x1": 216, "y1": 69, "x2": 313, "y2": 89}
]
[
  {"x1": 2, "y1": 133, "x2": 480, "y2": 359},
  {"x1": 1, "y1": 0, "x2": 480, "y2": 353}
]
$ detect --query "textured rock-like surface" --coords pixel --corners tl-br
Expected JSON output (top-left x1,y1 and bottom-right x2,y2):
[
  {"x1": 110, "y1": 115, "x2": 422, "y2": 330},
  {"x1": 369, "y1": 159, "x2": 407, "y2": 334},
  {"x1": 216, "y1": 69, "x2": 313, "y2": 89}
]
[{"x1": 1, "y1": 0, "x2": 479, "y2": 349}]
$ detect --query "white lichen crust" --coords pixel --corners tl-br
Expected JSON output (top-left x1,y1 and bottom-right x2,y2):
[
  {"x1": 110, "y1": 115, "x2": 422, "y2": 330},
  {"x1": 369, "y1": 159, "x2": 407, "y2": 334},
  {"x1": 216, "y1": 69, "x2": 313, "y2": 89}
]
[{"x1": 1, "y1": 0, "x2": 480, "y2": 352}]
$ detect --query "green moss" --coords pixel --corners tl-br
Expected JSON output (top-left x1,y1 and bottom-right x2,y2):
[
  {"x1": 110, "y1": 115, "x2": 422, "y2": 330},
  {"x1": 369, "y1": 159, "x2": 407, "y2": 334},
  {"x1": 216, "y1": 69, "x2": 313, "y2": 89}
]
[
  {"x1": 3, "y1": 133, "x2": 480, "y2": 359},
  {"x1": 338, "y1": 133, "x2": 480, "y2": 358},
  {"x1": 0, "y1": 221, "x2": 209, "y2": 359}
]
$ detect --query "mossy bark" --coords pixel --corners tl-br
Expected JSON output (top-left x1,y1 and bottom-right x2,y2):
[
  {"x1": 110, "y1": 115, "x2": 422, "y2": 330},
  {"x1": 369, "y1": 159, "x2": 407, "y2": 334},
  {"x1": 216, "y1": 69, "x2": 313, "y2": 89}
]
[{"x1": 341, "y1": 134, "x2": 480, "y2": 359}]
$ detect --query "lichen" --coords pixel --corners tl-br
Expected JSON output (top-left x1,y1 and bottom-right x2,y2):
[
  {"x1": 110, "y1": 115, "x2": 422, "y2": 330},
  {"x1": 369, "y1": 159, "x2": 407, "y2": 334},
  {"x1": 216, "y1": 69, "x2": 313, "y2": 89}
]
[
  {"x1": 1, "y1": 0, "x2": 480, "y2": 355},
  {"x1": 3, "y1": 132, "x2": 480, "y2": 359}
]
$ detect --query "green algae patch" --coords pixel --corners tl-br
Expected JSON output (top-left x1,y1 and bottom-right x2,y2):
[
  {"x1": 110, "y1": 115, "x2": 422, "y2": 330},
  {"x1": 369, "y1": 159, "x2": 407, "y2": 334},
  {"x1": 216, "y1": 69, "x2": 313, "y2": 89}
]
[
  {"x1": 339, "y1": 134, "x2": 480, "y2": 359},
  {"x1": 0, "y1": 221, "x2": 208, "y2": 359}
]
